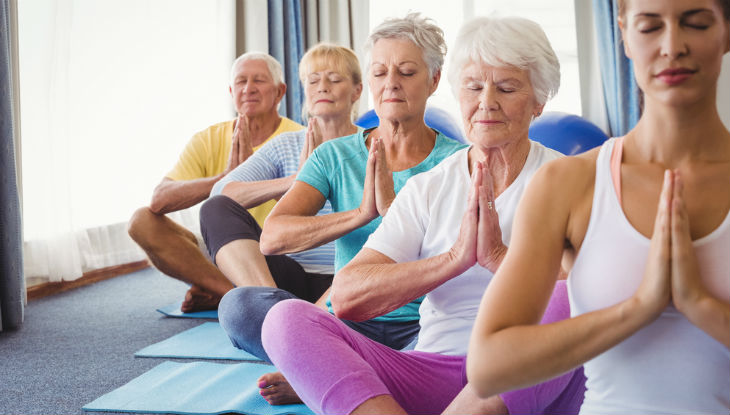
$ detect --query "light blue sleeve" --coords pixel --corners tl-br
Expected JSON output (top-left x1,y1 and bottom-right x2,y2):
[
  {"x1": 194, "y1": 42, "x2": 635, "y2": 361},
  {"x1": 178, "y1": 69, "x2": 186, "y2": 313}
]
[
  {"x1": 295, "y1": 145, "x2": 331, "y2": 200},
  {"x1": 210, "y1": 136, "x2": 283, "y2": 197}
]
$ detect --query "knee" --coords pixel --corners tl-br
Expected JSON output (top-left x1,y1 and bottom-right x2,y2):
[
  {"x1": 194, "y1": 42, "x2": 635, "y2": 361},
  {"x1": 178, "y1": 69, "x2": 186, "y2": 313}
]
[
  {"x1": 220, "y1": 287, "x2": 289, "y2": 330},
  {"x1": 200, "y1": 195, "x2": 237, "y2": 230},
  {"x1": 128, "y1": 207, "x2": 158, "y2": 244},
  {"x1": 261, "y1": 299, "x2": 320, "y2": 355}
]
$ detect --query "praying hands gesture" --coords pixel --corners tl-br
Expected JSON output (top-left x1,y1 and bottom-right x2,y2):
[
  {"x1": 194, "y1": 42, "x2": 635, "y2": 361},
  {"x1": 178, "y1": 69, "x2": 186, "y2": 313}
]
[
  {"x1": 298, "y1": 117, "x2": 324, "y2": 170},
  {"x1": 636, "y1": 170, "x2": 729, "y2": 347},
  {"x1": 359, "y1": 137, "x2": 396, "y2": 220},
  {"x1": 225, "y1": 113, "x2": 254, "y2": 174},
  {"x1": 449, "y1": 161, "x2": 507, "y2": 274}
]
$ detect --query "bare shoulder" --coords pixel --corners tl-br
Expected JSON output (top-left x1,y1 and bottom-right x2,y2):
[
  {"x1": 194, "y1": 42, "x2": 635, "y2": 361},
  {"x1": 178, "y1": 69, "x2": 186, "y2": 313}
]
[
  {"x1": 519, "y1": 148, "x2": 599, "y2": 252},
  {"x1": 530, "y1": 148, "x2": 598, "y2": 200}
]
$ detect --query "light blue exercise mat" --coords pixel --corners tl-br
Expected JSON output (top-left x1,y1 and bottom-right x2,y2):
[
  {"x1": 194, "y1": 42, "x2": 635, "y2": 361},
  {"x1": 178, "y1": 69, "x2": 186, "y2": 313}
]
[
  {"x1": 157, "y1": 302, "x2": 219, "y2": 319},
  {"x1": 83, "y1": 361, "x2": 315, "y2": 415},
  {"x1": 136, "y1": 322, "x2": 262, "y2": 361}
]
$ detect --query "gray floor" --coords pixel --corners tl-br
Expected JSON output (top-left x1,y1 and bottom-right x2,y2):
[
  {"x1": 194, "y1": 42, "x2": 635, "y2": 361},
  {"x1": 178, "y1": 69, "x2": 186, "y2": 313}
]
[{"x1": 0, "y1": 267, "x2": 222, "y2": 415}]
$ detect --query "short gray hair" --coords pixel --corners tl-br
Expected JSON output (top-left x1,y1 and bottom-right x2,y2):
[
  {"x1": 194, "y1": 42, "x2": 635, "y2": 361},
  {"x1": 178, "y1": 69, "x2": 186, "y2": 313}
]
[
  {"x1": 365, "y1": 12, "x2": 447, "y2": 77},
  {"x1": 448, "y1": 16, "x2": 560, "y2": 106},
  {"x1": 229, "y1": 52, "x2": 284, "y2": 87}
]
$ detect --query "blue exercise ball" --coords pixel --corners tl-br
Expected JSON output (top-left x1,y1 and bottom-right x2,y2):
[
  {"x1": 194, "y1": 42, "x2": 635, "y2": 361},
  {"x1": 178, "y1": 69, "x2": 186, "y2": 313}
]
[
  {"x1": 355, "y1": 106, "x2": 467, "y2": 144},
  {"x1": 528, "y1": 112, "x2": 608, "y2": 155}
]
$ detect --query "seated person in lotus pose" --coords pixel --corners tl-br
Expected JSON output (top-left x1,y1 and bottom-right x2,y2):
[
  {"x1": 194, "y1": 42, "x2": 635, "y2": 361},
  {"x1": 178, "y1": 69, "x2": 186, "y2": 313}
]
[
  {"x1": 260, "y1": 16, "x2": 586, "y2": 415},
  {"x1": 467, "y1": 0, "x2": 730, "y2": 414},
  {"x1": 201, "y1": 43, "x2": 363, "y2": 359},
  {"x1": 220, "y1": 13, "x2": 466, "y2": 405},
  {"x1": 127, "y1": 52, "x2": 302, "y2": 312}
]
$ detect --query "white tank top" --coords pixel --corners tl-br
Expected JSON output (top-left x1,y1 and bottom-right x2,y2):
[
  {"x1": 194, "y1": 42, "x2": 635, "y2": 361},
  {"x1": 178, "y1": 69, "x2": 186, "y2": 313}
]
[{"x1": 568, "y1": 138, "x2": 730, "y2": 415}]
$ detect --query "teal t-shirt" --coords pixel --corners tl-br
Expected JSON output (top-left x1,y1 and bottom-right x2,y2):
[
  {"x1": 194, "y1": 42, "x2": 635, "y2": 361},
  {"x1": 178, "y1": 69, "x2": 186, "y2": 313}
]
[{"x1": 297, "y1": 128, "x2": 467, "y2": 322}]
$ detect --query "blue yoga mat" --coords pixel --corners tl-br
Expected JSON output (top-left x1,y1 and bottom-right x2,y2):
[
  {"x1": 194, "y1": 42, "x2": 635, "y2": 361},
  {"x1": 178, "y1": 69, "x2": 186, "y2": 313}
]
[
  {"x1": 83, "y1": 361, "x2": 315, "y2": 415},
  {"x1": 136, "y1": 322, "x2": 262, "y2": 361},
  {"x1": 157, "y1": 302, "x2": 219, "y2": 319}
]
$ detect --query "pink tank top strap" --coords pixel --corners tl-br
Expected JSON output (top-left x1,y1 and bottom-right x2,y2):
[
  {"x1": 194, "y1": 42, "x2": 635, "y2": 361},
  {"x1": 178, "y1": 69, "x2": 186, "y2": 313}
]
[{"x1": 610, "y1": 136, "x2": 624, "y2": 206}]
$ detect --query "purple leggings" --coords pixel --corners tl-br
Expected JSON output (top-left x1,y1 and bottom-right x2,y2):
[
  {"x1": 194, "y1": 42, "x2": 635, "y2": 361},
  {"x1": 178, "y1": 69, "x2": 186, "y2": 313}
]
[{"x1": 262, "y1": 280, "x2": 585, "y2": 415}]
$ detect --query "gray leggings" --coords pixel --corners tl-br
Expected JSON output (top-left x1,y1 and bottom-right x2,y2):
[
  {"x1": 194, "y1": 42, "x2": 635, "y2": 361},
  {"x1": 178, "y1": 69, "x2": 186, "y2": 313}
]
[{"x1": 218, "y1": 286, "x2": 420, "y2": 363}]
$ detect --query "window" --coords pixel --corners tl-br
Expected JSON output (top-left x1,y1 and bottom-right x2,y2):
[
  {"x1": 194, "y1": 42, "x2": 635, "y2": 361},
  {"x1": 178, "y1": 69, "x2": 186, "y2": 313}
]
[{"x1": 18, "y1": 0, "x2": 235, "y2": 281}]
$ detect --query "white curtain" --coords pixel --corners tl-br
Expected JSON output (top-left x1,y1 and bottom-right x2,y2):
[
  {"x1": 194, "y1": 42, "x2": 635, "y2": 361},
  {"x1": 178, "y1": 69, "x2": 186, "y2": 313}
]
[
  {"x1": 18, "y1": 0, "x2": 235, "y2": 283},
  {"x1": 575, "y1": 0, "x2": 609, "y2": 133}
]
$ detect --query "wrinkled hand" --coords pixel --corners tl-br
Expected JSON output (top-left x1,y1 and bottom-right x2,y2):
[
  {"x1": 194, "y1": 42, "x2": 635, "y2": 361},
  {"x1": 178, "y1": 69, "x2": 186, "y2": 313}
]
[
  {"x1": 475, "y1": 163, "x2": 506, "y2": 273},
  {"x1": 449, "y1": 161, "x2": 482, "y2": 272},
  {"x1": 373, "y1": 138, "x2": 395, "y2": 216},
  {"x1": 226, "y1": 113, "x2": 253, "y2": 173},
  {"x1": 635, "y1": 169, "x2": 673, "y2": 320},
  {"x1": 298, "y1": 117, "x2": 324, "y2": 170},
  {"x1": 358, "y1": 138, "x2": 380, "y2": 222}
]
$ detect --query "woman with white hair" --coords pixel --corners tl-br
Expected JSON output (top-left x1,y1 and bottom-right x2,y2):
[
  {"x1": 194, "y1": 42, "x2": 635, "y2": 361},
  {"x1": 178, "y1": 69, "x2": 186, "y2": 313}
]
[
  {"x1": 252, "y1": 13, "x2": 465, "y2": 405},
  {"x1": 260, "y1": 16, "x2": 585, "y2": 415}
]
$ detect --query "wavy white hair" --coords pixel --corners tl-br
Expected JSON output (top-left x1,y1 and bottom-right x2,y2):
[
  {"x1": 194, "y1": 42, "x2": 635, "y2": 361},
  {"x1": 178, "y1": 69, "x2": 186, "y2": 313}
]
[
  {"x1": 365, "y1": 12, "x2": 447, "y2": 77},
  {"x1": 447, "y1": 16, "x2": 560, "y2": 106}
]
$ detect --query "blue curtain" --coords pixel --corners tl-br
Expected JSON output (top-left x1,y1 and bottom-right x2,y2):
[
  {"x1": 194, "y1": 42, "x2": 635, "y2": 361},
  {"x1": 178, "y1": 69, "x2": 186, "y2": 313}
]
[
  {"x1": 0, "y1": 0, "x2": 24, "y2": 331},
  {"x1": 268, "y1": 0, "x2": 305, "y2": 124},
  {"x1": 592, "y1": 0, "x2": 640, "y2": 137}
]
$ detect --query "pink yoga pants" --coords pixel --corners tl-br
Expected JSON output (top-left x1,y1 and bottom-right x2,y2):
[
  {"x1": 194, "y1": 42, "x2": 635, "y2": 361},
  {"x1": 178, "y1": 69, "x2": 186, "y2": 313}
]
[{"x1": 262, "y1": 280, "x2": 585, "y2": 415}]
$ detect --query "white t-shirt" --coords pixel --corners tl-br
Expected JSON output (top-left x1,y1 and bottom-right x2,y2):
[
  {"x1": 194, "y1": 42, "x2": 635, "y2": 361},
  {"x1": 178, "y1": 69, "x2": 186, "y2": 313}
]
[{"x1": 364, "y1": 141, "x2": 562, "y2": 355}]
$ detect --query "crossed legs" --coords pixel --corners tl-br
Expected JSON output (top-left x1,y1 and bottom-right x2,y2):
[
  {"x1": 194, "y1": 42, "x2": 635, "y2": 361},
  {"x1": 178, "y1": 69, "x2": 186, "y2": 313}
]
[
  {"x1": 261, "y1": 281, "x2": 586, "y2": 415},
  {"x1": 127, "y1": 207, "x2": 233, "y2": 312}
]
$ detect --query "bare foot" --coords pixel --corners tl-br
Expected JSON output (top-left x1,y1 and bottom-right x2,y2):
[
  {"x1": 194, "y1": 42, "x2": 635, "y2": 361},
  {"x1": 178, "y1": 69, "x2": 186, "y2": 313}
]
[
  {"x1": 180, "y1": 285, "x2": 221, "y2": 313},
  {"x1": 258, "y1": 371, "x2": 303, "y2": 405}
]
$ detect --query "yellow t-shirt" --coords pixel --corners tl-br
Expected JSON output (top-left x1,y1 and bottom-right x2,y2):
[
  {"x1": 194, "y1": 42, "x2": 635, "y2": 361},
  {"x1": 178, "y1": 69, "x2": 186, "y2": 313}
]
[{"x1": 166, "y1": 116, "x2": 303, "y2": 225}]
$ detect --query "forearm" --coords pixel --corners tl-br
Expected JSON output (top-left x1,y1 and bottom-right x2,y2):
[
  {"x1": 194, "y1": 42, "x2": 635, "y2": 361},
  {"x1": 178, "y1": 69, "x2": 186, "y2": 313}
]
[
  {"x1": 221, "y1": 176, "x2": 295, "y2": 208},
  {"x1": 332, "y1": 251, "x2": 467, "y2": 321},
  {"x1": 678, "y1": 295, "x2": 730, "y2": 347},
  {"x1": 468, "y1": 296, "x2": 654, "y2": 398},
  {"x1": 260, "y1": 208, "x2": 372, "y2": 255},
  {"x1": 150, "y1": 175, "x2": 223, "y2": 214}
]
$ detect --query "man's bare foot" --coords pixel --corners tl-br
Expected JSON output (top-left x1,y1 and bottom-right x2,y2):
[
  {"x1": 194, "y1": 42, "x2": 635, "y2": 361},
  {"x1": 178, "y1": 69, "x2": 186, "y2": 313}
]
[
  {"x1": 180, "y1": 285, "x2": 221, "y2": 313},
  {"x1": 258, "y1": 371, "x2": 302, "y2": 405}
]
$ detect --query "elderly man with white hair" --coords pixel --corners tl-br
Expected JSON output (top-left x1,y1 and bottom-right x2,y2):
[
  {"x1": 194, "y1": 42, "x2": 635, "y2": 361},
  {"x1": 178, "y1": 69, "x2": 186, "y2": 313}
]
[
  {"x1": 261, "y1": 16, "x2": 586, "y2": 415},
  {"x1": 128, "y1": 52, "x2": 303, "y2": 312}
]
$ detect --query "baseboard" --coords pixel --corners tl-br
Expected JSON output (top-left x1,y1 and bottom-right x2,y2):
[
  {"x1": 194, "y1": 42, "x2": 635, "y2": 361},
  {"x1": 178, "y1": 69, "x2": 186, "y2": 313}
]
[{"x1": 27, "y1": 260, "x2": 150, "y2": 301}]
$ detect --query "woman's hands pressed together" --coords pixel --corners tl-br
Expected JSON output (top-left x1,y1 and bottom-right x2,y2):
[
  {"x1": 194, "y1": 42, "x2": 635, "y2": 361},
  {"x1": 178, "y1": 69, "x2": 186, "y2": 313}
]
[
  {"x1": 359, "y1": 137, "x2": 396, "y2": 221},
  {"x1": 635, "y1": 169, "x2": 729, "y2": 346},
  {"x1": 298, "y1": 117, "x2": 324, "y2": 170},
  {"x1": 449, "y1": 161, "x2": 507, "y2": 275}
]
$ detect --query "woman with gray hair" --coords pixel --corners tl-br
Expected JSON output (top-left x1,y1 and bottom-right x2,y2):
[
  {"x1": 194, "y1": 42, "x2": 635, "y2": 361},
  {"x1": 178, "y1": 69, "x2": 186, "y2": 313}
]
[
  {"x1": 253, "y1": 13, "x2": 465, "y2": 405},
  {"x1": 261, "y1": 16, "x2": 585, "y2": 415}
]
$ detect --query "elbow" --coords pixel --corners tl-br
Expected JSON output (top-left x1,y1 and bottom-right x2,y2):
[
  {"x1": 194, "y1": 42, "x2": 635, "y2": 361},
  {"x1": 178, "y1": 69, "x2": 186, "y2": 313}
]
[
  {"x1": 466, "y1": 332, "x2": 511, "y2": 399},
  {"x1": 218, "y1": 182, "x2": 233, "y2": 199},
  {"x1": 330, "y1": 293, "x2": 360, "y2": 321},
  {"x1": 330, "y1": 278, "x2": 366, "y2": 321},
  {"x1": 259, "y1": 226, "x2": 284, "y2": 256},
  {"x1": 330, "y1": 289, "x2": 348, "y2": 319},
  {"x1": 148, "y1": 197, "x2": 166, "y2": 215},
  {"x1": 149, "y1": 184, "x2": 170, "y2": 215},
  {"x1": 466, "y1": 352, "x2": 498, "y2": 399}
]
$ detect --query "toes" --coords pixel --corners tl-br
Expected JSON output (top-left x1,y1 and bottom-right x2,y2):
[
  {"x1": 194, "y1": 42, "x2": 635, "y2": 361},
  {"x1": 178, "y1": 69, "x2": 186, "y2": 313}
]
[
  {"x1": 258, "y1": 372, "x2": 284, "y2": 388},
  {"x1": 260, "y1": 386, "x2": 277, "y2": 397}
]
